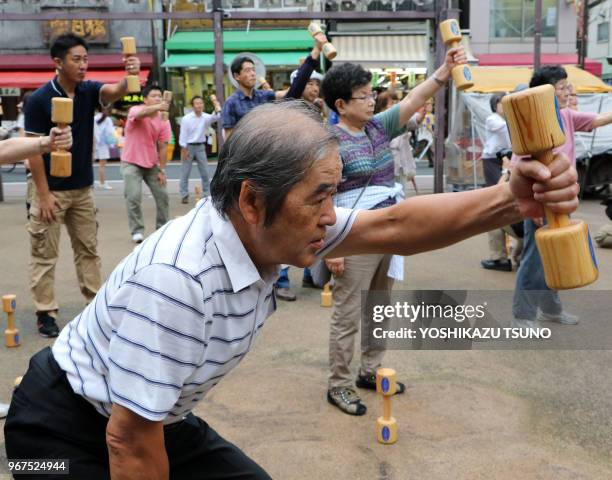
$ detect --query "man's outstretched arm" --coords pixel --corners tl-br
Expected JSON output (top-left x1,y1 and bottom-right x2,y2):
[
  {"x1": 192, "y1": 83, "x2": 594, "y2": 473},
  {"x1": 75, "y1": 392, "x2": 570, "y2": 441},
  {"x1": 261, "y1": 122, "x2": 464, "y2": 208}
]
[{"x1": 330, "y1": 153, "x2": 579, "y2": 258}]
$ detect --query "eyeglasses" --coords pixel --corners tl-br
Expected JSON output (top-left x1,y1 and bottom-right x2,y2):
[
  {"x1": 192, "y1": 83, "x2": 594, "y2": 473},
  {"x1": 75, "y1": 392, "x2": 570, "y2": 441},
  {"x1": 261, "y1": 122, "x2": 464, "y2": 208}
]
[{"x1": 350, "y1": 93, "x2": 376, "y2": 102}]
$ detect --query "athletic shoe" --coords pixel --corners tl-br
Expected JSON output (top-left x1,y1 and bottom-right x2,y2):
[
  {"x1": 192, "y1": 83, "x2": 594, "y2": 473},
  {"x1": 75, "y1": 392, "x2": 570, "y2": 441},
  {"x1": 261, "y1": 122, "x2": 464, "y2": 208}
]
[
  {"x1": 275, "y1": 287, "x2": 296, "y2": 301},
  {"x1": 481, "y1": 259, "x2": 512, "y2": 272},
  {"x1": 537, "y1": 309, "x2": 579, "y2": 325},
  {"x1": 327, "y1": 387, "x2": 367, "y2": 416},
  {"x1": 37, "y1": 312, "x2": 59, "y2": 338},
  {"x1": 132, "y1": 233, "x2": 144, "y2": 243},
  {"x1": 511, "y1": 317, "x2": 543, "y2": 333}
]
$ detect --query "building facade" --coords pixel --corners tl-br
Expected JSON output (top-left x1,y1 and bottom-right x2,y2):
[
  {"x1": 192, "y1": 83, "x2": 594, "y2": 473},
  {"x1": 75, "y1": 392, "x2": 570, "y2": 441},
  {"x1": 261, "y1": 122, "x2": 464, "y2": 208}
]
[
  {"x1": 0, "y1": 0, "x2": 155, "y2": 121},
  {"x1": 468, "y1": 0, "x2": 599, "y2": 75},
  {"x1": 587, "y1": 0, "x2": 612, "y2": 83}
]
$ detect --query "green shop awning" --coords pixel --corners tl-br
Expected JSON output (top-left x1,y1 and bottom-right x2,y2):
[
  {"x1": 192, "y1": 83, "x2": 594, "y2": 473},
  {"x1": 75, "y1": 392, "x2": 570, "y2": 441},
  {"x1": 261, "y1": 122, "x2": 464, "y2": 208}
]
[
  {"x1": 165, "y1": 29, "x2": 313, "y2": 53},
  {"x1": 162, "y1": 51, "x2": 307, "y2": 69}
]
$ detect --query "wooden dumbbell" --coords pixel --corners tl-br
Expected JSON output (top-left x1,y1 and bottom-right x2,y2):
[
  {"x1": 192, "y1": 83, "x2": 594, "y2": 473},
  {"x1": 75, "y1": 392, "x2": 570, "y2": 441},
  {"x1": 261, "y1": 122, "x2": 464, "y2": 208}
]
[
  {"x1": 308, "y1": 23, "x2": 337, "y2": 60},
  {"x1": 50, "y1": 97, "x2": 73, "y2": 178},
  {"x1": 321, "y1": 282, "x2": 332, "y2": 307},
  {"x1": 120, "y1": 37, "x2": 140, "y2": 93},
  {"x1": 161, "y1": 90, "x2": 172, "y2": 121},
  {"x1": 3, "y1": 294, "x2": 19, "y2": 348},
  {"x1": 376, "y1": 368, "x2": 397, "y2": 444},
  {"x1": 502, "y1": 84, "x2": 598, "y2": 290},
  {"x1": 439, "y1": 19, "x2": 473, "y2": 91}
]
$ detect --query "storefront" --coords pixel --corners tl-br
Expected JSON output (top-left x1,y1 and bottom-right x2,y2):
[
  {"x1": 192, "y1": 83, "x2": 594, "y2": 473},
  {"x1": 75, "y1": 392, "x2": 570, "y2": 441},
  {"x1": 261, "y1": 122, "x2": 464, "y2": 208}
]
[
  {"x1": 163, "y1": 28, "x2": 313, "y2": 113},
  {"x1": 0, "y1": 54, "x2": 152, "y2": 125}
]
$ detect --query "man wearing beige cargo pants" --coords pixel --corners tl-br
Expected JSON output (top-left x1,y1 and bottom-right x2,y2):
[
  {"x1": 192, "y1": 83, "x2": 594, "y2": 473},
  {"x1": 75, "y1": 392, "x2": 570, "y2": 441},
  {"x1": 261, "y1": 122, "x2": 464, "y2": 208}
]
[{"x1": 24, "y1": 33, "x2": 141, "y2": 337}]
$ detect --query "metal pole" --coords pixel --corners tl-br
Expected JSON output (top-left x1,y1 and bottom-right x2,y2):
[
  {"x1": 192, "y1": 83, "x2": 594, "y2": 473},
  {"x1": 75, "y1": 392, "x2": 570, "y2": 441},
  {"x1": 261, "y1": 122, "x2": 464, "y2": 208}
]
[
  {"x1": 213, "y1": 0, "x2": 225, "y2": 151},
  {"x1": 433, "y1": 6, "x2": 459, "y2": 194},
  {"x1": 579, "y1": 0, "x2": 589, "y2": 69},
  {"x1": 534, "y1": 0, "x2": 542, "y2": 70}
]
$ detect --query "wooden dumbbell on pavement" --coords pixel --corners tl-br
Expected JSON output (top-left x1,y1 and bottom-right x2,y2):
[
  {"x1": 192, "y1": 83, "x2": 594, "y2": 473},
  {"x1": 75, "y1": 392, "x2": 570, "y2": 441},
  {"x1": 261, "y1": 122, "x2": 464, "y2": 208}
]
[
  {"x1": 320, "y1": 283, "x2": 332, "y2": 307},
  {"x1": 3, "y1": 294, "x2": 20, "y2": 348},
  {"x1": 120, "y1": 37, "x2": 140, "y2": 93},
  {"x1": 439, "y1": 19, "x2": 473, "y2": 91},
  {"x1": 50, "y1": 98, "x2": 73, "y2": 178},
  {"x1": 376, "y1": 368, "x2": 397, "y2": 444},
  {"x1": 308, "y1": 23, "x2": 337, "y2": 60},
  {"x1": 502, "y1": 84, "x2": 598, "y2": 289}
]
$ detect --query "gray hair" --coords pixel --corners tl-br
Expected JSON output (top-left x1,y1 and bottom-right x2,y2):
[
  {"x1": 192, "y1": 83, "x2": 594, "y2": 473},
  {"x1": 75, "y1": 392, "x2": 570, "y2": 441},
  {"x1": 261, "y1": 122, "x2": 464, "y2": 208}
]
[{"x1": 211, "y1": 101, "x2": 338, "y2": 226}]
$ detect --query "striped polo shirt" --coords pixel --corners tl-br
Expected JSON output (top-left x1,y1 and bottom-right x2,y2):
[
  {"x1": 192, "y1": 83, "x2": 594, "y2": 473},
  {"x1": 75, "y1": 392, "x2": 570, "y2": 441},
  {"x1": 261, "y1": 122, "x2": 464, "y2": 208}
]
[{"x1": 52, "y1": 200, "x2": 358, "y2": 423}]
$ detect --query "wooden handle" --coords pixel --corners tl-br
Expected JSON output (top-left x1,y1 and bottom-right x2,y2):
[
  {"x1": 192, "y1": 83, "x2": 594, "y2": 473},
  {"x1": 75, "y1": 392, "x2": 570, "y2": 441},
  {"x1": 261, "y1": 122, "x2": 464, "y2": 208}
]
[
  {"x1": 534, "y1": 150, "x2": 570, "y2": 229},
  {"x1": 382, "y1": 396, "x2": 392, "y2": 420}
]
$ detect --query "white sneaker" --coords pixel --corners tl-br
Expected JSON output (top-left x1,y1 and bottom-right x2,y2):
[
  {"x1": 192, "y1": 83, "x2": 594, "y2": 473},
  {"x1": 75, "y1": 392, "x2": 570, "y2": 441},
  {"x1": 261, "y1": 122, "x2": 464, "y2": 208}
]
[
  {"x1": 0, "y1": 402, "x2": 9, "y2": 419},
  {"x1": 101, "y1": 183, "x2": 113, "y2": 190},
  {"x1": 132, "y1": 233, "x2": 144, "y2": 243},
  {"x1": 537, "y1": 309, "x2": 579, "y2": 325},
  {"x1": 511, "y1": 317, "x2": 543, "y2": 333}
]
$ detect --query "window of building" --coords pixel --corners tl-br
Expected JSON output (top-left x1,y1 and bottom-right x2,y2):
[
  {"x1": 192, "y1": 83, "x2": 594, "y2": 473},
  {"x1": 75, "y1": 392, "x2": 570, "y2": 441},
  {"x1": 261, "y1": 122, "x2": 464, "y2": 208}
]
[
  {"x1": 490, "y1": 0, "x2": 557, "y2": 40},
  {"x1": 598, "y1": 22, "x2": 609, "y2": 43}
]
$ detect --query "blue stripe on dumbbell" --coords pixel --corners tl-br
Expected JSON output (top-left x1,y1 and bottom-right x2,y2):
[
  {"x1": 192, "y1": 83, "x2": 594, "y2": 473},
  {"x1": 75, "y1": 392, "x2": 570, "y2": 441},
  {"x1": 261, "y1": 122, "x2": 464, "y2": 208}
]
[
  {"x1": 11, "y1": 299, "x2": 16, "y2": 310},
  {"x1": 588, "y1": 229, "x2": 599, "y2": 270},
  {"x1": 463, "y1": 66, "x2": 472, "y2": 81},
  {"x1": 382, "y1": 377, "x2": 390, "y2": 393},
  {"x1": 382, "y1": 426, "x2": 390, "y2": 442}
]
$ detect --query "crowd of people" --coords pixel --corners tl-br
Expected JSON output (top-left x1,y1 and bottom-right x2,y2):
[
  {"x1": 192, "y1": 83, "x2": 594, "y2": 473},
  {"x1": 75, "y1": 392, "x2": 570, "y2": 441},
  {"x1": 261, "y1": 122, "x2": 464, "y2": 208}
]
[{"x1": 0, "y1": 27, "x2": 604, "y2": 479}]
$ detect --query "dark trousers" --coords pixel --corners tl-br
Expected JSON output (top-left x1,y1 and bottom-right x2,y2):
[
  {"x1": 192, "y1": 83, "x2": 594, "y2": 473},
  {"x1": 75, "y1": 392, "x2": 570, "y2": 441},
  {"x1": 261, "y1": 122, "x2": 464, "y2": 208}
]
[
  {"x1": 482, "y1": 156, "x2": 502, "y2": 187},
  {"x1": 4, "y1": 348, "x2": 271, "y2": 480}
]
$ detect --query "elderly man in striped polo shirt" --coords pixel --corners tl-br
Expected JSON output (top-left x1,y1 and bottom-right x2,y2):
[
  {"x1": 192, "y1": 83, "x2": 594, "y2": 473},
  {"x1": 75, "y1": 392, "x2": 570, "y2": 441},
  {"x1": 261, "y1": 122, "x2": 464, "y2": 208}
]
[{"x1": 5, "y1": 101, "x2": 579, "y2": 479}]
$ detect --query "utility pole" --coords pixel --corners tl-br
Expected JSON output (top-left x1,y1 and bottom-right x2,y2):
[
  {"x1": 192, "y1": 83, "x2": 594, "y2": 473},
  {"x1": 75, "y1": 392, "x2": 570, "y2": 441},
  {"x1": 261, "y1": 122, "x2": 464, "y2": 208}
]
[
  {"x1": 212, "y1": 0, "x2": 225, "y2": 151},
  {"x1": 534, "y1": 0, "x2": 542, "y2": 70},
  {"x1": 433, "y1": 5, "x2": 459, "y2": 194}
]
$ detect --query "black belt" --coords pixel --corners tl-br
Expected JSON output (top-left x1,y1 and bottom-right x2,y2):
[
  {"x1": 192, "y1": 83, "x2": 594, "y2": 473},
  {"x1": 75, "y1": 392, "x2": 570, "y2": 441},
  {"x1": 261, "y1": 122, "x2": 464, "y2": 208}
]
[{"x1": 188, "y1": 142, "x2": 205, "y2": 145}]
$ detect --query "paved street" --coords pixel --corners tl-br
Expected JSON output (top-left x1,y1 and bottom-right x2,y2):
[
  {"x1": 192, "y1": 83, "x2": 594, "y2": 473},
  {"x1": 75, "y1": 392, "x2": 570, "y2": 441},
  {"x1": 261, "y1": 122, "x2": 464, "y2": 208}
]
[{"x1": 0, "y1": 189, "x2": 611, "y2": 479}]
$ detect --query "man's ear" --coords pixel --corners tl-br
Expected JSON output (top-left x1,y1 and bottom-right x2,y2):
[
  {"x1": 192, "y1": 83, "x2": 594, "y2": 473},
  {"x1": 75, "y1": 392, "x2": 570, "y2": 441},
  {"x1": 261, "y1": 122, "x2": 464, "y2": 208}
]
[
  {"x1": 53, "y1": 57, "x2": 63, "y2": 72},
  {"x1": 237, "y1": 180, "x2": 265, "y2": 226}
]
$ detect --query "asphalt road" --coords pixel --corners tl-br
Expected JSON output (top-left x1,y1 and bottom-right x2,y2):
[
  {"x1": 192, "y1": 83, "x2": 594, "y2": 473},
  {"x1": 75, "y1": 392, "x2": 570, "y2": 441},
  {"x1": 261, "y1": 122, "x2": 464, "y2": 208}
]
[{"x1": 0, "y1": 191, "x2": 611, "y2": 479}]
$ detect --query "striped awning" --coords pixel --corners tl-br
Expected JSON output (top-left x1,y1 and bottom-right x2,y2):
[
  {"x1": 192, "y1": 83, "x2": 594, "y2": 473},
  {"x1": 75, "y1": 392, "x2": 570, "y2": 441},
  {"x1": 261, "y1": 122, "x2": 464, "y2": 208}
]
[{"x1": 331, "y1": 34, "x2": 477, "y2": 69}]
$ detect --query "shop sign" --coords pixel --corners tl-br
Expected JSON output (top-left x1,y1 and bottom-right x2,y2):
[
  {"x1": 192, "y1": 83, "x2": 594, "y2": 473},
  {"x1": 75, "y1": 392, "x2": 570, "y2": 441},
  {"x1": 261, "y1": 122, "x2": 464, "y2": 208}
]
[
  {"x1": 43, "y1": 12, "x2": 109, "y2": 44},
  {"x1": 0, "y1": 88, "x2": 20, "y2": 97}
]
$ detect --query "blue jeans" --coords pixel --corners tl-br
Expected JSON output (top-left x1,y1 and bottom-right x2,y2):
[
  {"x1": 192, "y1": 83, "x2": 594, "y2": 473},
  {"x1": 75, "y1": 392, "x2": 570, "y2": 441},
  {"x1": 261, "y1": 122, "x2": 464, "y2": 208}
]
[
  {"x1": 512, "y1": 219, "x2": 562, "y2": 320},
  {"x1": 180, "y1": 144, "x2": 210, "y2": 199},
  {"x1": 275, "y1": 267, "x2": 313, "y2": 288},
  {"x1": 275, "y1": 266, "x2": 290, "y2": 289}
]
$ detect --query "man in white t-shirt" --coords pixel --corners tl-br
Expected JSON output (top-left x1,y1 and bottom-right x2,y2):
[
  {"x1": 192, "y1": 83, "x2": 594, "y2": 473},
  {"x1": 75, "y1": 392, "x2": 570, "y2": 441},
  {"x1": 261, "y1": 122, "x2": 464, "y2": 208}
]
[{"x1": 5, "y1": 101, "x2": 580, "y2": 479}]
